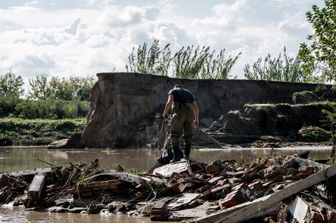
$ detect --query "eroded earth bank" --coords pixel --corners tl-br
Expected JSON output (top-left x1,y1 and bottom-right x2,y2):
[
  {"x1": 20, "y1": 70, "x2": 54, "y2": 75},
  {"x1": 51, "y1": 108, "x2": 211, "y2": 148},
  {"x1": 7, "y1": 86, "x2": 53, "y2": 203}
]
[{"x1": 61, "y1": 72, "x2": 336, "y2": 149}]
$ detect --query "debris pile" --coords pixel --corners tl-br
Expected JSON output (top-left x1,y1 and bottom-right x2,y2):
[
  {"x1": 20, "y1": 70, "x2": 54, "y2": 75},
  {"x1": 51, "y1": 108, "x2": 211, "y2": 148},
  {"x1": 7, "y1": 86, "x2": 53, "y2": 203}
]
[{"x1": 1, "y1": 155, "x2": 336, "y2": 223}]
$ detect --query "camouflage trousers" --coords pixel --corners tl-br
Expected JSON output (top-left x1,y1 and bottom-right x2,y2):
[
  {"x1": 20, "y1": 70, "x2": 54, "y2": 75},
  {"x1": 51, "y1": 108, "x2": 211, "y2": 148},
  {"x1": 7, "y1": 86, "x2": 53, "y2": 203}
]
[{"x1": 157, "y1": 103, "x2": 193, "y2": 164}]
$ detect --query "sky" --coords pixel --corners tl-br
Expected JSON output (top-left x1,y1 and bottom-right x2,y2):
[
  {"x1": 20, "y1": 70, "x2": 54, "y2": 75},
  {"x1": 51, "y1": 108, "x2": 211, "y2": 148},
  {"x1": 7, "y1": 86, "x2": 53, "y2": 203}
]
[{"x1": 0, "y1": 0, "x2": 324, "y2": 81}]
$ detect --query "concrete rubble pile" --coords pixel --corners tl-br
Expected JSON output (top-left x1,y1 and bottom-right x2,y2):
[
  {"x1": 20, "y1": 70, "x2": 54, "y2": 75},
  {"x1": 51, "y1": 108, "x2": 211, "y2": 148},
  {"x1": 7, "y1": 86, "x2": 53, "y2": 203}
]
[{"x1": 1, "y1": 155, "x2": 336, "y2": 223}]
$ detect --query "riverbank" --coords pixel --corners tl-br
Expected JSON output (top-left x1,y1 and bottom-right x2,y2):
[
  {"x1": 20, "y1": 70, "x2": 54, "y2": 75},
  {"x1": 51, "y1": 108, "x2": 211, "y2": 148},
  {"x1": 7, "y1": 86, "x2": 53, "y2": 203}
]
[{"x1": 0, "y1": 118, "x2": 86, "y2": 146}]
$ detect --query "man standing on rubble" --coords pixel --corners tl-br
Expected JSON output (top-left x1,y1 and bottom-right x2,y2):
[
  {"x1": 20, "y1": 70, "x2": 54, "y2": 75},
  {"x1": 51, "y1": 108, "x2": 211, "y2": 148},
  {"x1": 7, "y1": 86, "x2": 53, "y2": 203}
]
[{"x1": 157, "y1": 84, "x2": 199, "y2": 164}]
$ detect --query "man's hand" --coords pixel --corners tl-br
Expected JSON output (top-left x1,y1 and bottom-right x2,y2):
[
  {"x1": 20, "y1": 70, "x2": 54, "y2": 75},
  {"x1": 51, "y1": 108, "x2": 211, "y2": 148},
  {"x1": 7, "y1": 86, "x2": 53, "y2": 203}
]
[
  {"x1": 191, "y1": 101, "x2": 199, "y2": 128},
  {"x1": 163, "y1": 95, "x2": 173, "y2": 120},
  {"x1": 193, "y1": 119, "x2": 199, "y2": 128}
]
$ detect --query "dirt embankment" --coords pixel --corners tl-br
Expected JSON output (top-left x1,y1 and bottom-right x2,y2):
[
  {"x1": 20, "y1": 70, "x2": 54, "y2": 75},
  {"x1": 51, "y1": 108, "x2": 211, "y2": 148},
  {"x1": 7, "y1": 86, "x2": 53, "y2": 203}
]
[
  {"x1": 205, "y1": 102, "x2": 335, "y2": 147},
  {"x1": 79, "y1": 72, "x2": 328, "y2": 148}
]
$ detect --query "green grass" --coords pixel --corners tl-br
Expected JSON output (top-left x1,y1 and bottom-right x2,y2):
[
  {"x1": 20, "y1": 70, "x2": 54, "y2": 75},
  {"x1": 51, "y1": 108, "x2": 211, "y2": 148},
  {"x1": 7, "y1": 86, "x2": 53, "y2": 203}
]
[{"x1": 0, "y1": 118, "x2": 86, "y2": 146}]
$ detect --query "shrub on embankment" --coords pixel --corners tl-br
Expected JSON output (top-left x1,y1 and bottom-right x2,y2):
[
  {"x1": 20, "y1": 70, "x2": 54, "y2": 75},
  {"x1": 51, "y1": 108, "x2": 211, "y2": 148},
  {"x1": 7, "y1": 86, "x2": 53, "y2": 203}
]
[
  {"x1": 0, "y1": 118, "x2": 85, "y2": 146},
  {"x1": 0, "y1": 98, "x2": 90, "y2": 119}
]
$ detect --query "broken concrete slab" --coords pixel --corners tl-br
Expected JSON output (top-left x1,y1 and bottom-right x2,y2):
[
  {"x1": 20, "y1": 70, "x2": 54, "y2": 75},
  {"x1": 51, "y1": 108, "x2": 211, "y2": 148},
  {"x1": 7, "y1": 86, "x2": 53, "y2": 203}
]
[
  {"x1": 288, "y1": 196, "x2": 309, "y2": 223},
  {"x1": 150, "y1": 198, "x2": 169, "y2": 221},
  {"x1": 167, "y1": 193, "x2": 201, "y2": 211},
  {"x1": 74, "y1": 179, "x2": 123, "y2": 197},
  {"x1": 28, "y1": 174, "x2": 46, "y2": 201},
  {"x1": 170, "y1": 201, "x2": 219, "y2": 221},
  {"x1": 153, "y1": 161, "x2": 189, "y2": 178}
]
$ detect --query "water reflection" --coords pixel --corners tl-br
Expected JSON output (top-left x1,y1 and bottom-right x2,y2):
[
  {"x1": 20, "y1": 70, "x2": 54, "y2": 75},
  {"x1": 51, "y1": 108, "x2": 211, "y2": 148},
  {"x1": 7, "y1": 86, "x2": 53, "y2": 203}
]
[
  {"x1": 0, "y1": 146, "x2": 332, "y2": 172},
  {"x1": 0, "y1": 207, "x2": 160, "y2": 223}
]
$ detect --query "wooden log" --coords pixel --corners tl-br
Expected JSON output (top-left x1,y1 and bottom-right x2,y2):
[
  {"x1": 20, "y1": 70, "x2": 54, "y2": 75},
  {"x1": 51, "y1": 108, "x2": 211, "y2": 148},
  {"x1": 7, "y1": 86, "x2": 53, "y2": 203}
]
[
  {"x1": 28, "y1": 174, "x2": 46, "y2": 201},
  {"x1": 186, "y1": 195, "x2": 271, "y2": 223},
  {"x1": 213, "y1": 163, "x2": 336, "y2": 223},
  {"x1": 0, "y1": 174, "x2": 12, "y2": 189}
]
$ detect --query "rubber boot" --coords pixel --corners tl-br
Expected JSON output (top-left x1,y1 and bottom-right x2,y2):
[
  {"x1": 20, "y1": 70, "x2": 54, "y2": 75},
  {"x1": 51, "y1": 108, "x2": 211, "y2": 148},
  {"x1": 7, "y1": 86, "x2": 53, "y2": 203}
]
[
  {"x1": 184, "y1": 144, "x2": 191, "y2": 160},
  {"x1": 172, "y1": 146, "x2": 183, "y2": 162},
  {"x1": 157, "y1": 148, "x2": 174, "y2": 164}
]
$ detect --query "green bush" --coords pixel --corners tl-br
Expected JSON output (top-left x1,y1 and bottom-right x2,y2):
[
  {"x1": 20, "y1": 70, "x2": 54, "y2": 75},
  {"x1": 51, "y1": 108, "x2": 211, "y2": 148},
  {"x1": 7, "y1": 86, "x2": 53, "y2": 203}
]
[
  {"x1": 0, "y1": 96, "x2": 19, "y2": 117},
  {"x1": 28, "y1": 76, "x2": 95, "y2": 101},
  {"x1": 13, "y1": 100, "x2": 90, "y2": 119},
  {"x1": 15, "y1": 100, "x2": 56, "y2": 119}
]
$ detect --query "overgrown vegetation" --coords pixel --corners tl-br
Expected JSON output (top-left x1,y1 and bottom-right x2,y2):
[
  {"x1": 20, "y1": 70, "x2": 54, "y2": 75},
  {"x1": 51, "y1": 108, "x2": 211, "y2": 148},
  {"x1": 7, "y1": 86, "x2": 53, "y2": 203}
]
[
  {"x1": 324, "y1": 102, "x2": 336, "y2": 137},
  {"x1": 127, "y1": 39, "x2": 241, "y2": 79},
  {"x1": 127, "y1": 39, "x2": 172, "y2": 76},
  {"x1": 0, "y1": 73, "x2": 94, "y2": 119},
  {"x1": 28, "y1": 76, "x2": 95, "y2": 101},
  {"x1": 0, "y1": 118, "x2": 85, "y2": 145},
  {"x1": 298, "y1": 0, "x2": 336, "y2": 82},
  {"x1": 244, "y1": 48, "x2": 316, "y2": 83}
]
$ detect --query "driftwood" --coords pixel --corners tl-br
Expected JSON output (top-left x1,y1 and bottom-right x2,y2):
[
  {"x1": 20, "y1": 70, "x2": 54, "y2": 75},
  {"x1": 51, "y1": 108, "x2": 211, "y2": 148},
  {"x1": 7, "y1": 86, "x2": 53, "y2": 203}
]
[
  {"x1": 205, "y1": 163, "x2": 336, "y2": 223},
  {"x1": 187, "y1": 195, "x2": 272, "y2": 223},
  {"x1": 0, "y1": 174, "x2": 13, "y2": 189}
]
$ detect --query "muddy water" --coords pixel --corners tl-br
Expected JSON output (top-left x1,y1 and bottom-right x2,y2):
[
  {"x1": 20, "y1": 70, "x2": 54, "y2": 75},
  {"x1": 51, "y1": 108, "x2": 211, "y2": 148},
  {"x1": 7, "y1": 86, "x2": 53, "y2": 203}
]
[{"x1": 0, "y1": 146, "x2": 332, "y2": 223}]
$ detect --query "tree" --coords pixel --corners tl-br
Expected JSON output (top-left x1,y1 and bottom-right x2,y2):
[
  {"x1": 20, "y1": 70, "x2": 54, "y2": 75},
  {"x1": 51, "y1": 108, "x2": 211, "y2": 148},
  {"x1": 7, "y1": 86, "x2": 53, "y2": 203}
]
[
  {"x1": 127, "y1": 39, "x2": 172, "y2": 75},
  {"x1": 298, "y1": 0, "x2": 336, "y2": 82},
  {"x1": 73, "y1": 77, "x2": 95, "y2": 101},
  {"x1": 174, "y1": 46, "x2": 240, "y2": 79},
  {"x1": 244, "y1": 47, "x2": 316, "y2": 83},
  {"x1": 0, "y1": 72, "x2": 24, "y2": 98},
  {"x1": 28, "y1": 75, "x2": 52, "y2": 100},
  {"x1": 28, "y1": 75, "x2": 95, "y2": 101},
  {"x1": 127, "y1": 39, "x2": 240, "y2": 79}
]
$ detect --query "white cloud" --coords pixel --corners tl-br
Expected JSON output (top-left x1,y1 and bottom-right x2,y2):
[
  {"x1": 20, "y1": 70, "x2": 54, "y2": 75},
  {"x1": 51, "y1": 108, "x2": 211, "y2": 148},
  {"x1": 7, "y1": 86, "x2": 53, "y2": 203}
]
[
  {"x1": 0, "y1": 0, "x2": 324, "y2": 80},
  {"x1": 24, "y1": 1, "x2": 39, "y2": 7}
]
